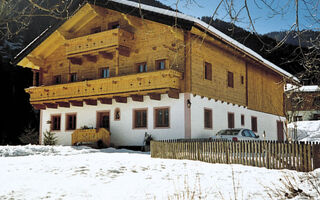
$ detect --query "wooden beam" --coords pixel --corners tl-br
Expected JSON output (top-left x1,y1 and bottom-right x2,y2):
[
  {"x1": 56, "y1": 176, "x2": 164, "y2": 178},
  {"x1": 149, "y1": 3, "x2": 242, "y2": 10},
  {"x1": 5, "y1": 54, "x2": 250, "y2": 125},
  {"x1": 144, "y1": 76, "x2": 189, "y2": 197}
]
[
  {"x1": 98, "y1": 98, "x2": 112, "y2": 104},
  {"x1": 131, "y1": 94, "x2": 143, "y2": 102},
  {"x1": 148, "y1": 93, "x2": 161, "y2": 101},
  {"x1": 44, "y1": 103, "x2": 58, "y2": 109},
  {"x1": 32, "y1": 104, "x2": 46, "y2": 110},
  {"x1": 70, "y1": 100, "x2": 83, "y2": 107},
  {"x1": 56, "y1": 101, "x2": 70, "y2": 108},
  {"x1": 99, "y1": 51, "x2": 113, "y2": 59},
  {"x1": 114, "y1": 96, "x2": 127, "y2": 103},
  {"x1": 83, "y1": 54, "x2": 97, "y2": 63},
  {"x1": 84, "y1": 99, "x2": 97, "y2": 106},
  {"x1": 168, "y1": 89, "x2": 180, "y2": 99},
  {"x1": 118, "y1": 46, "x2": 130, "y2": 57},
  {"x1": 68, "y1": 57, "x2": 82, "y2": 65}
]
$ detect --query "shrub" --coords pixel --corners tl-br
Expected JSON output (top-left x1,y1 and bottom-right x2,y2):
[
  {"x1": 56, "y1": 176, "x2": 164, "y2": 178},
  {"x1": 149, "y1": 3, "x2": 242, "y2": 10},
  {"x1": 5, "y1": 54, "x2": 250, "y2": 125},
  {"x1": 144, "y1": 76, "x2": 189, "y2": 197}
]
[{"x1": 43, "y1": 130, "x2": 57, "y2": 145}]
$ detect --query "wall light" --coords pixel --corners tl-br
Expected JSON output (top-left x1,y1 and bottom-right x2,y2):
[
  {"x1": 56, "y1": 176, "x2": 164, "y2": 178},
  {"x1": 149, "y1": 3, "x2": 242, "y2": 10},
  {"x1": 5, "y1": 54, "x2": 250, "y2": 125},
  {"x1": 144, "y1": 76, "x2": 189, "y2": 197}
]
[{"x1": 187, "y1": 99, "x2": 192, "y2": 108}]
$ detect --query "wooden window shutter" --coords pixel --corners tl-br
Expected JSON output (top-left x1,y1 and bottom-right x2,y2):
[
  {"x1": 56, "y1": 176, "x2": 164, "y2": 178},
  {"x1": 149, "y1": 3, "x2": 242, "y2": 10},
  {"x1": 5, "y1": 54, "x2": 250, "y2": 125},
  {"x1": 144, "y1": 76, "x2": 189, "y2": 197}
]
[
  {"x1": 251, "y1": 116, "x2": 257, "y2": 132},
  {"x1": 204, "y1": 62, "x2": 212, "y2": 80},
  {"x1": 228, "y1": 71, "x2": 234, "y2": 88},
  {"x1": 228, "y1": 112, "x2": 234, "y2": 128}
]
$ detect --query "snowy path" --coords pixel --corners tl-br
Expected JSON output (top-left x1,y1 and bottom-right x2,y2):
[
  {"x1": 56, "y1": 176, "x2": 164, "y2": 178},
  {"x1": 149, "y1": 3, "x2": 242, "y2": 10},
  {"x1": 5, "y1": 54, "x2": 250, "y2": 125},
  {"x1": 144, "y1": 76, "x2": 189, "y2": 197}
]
[{"x1": 0, "y1": 145, "x2": 319, "y2": 199}]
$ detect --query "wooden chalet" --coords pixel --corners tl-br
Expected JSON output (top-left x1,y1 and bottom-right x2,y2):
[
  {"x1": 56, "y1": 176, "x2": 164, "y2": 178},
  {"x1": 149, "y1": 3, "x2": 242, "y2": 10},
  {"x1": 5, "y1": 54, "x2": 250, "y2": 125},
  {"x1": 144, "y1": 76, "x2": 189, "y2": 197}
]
[{"x1": 13, "y1": 0, "x2": 296, "y2": 146}]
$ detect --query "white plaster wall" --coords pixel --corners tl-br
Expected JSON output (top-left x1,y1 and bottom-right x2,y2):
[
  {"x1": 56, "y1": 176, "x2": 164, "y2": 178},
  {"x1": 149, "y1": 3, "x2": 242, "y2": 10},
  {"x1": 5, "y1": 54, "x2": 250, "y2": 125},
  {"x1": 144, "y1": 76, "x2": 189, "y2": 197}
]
[
  {"x1": 190, "y1": 95, "x2": 286, "y2": 140},
  {"x1": 40, "y1": 93, "x2": 185, "y2": 146}
]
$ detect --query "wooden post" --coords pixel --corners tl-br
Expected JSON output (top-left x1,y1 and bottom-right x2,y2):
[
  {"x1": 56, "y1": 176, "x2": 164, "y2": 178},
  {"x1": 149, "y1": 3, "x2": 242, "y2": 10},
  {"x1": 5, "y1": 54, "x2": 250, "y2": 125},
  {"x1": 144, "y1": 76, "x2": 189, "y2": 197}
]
[
  {"x1": 307, "y1": 142, "x2": 311, "y2": 171},
  {"x1": 312, "y1": 143, "x2": 320, "y2": 170}
]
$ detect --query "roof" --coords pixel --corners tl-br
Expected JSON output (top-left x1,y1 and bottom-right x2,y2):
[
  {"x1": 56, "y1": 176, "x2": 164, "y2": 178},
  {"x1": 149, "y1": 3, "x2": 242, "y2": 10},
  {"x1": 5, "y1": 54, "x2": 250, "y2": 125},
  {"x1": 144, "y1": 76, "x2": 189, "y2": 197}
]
[
  {"x1": 286, "y1": 84, "x2": 320, "y2": 93},
  {"x1": 13, "y1": 0, "x2": 297, "y2": 81}
]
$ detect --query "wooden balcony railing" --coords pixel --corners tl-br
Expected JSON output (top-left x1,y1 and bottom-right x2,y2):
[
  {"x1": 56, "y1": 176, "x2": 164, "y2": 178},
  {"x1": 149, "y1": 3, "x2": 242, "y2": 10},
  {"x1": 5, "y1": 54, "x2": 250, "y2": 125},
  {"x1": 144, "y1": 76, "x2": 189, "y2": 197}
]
[
  {"x1": 65, "y1": 28, "x2": 134, "y2": 56},
  {"x1": 26, "y1": 69, "x2": 182, "y2": 103},
  {"x1": 72, "y1": 128, "x2": 110, "y2": 147}
]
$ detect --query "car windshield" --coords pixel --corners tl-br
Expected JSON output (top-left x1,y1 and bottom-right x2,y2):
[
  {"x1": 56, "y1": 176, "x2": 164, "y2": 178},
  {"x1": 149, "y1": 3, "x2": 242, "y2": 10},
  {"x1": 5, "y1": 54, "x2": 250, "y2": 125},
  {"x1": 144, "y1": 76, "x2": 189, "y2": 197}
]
[
  {"x1": 217, "y1": 129, "x2": 240, "y2": 136},
  {"x1": 242, "y1": 129, "x2": 257, "y2": 137}
]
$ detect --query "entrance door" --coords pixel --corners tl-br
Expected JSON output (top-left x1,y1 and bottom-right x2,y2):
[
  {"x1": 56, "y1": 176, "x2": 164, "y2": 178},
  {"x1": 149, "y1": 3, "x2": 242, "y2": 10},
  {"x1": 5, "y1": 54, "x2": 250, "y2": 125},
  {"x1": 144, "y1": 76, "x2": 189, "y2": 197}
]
[
  {"x1": 97, "y1": 111, "x2": 110, "y2": 130},
  {"x1": 277, "y1": 120, "x2": 284, "y2": 141}
]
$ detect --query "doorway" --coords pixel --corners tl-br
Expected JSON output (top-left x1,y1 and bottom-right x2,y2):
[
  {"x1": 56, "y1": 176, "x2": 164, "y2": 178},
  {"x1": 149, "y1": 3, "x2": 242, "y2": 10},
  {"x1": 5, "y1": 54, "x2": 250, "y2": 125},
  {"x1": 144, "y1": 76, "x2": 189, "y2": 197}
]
[
  {"x1": 97, "y1": 111, "x2": 110, "y2": 131},
  {"x1": 277, "y1": 120, "x2": 284, "y2": 141}
]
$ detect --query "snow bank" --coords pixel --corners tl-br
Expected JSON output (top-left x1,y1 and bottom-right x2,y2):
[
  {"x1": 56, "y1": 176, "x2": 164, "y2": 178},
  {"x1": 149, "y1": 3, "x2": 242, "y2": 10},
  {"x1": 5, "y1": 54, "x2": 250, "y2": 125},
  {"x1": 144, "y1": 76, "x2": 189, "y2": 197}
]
[
  {"x1": 0, "y1": 145, "x2": 99, "y2": 157},
  {"x1": 288, "y1": 120, "x2": 320, "y2": 142},
  {"x1": 0, "y1": 145, "x2": 149, "y2": 157},
  {"x1": 0, "y1": 145, "x2": 319, "y2": 200}
]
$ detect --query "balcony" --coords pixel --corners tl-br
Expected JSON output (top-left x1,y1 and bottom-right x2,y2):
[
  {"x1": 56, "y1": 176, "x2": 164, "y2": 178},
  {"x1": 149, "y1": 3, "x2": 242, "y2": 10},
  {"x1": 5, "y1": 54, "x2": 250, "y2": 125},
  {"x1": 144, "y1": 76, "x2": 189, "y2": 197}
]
[
  {"x1": 72, "y1": 128, "x2": 110, "y2": 147},
  {"x1": 65, "y1": 28, "x2": 134, "y2": 56},
  {"x1": 26, "y1": 69, "x2": 182, "y2": 108}
]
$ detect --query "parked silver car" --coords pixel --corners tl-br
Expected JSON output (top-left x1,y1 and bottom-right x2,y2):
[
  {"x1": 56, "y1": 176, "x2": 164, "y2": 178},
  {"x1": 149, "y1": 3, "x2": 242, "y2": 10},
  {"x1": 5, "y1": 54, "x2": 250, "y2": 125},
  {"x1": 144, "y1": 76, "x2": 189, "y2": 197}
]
[{"x1": 214, "y1": 128, "x2": 260, "y2": 141}]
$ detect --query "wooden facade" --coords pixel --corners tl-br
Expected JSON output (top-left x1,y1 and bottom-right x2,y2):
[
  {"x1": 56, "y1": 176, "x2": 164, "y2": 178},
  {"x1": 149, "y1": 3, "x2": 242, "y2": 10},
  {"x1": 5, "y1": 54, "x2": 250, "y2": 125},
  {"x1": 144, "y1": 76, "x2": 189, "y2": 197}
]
[{"x1": 16, "y1": 2, "x2": 291, "y2": 117}]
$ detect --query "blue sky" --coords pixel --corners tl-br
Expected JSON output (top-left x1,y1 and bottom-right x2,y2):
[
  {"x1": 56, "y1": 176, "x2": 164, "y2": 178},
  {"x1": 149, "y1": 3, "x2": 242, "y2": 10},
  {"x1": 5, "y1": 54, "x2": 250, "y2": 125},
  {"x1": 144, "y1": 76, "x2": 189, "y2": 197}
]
[{"x1": 159, "y1": 0, "x2": 318, "y2": 34}]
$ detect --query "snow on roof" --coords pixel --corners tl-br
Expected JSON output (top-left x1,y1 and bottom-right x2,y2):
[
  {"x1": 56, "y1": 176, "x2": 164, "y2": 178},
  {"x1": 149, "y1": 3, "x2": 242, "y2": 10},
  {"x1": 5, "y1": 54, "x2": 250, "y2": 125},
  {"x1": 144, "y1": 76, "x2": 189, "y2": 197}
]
[
  {"x1": 286, "y1": 84, "x2": 320, "y2": 92},
  {"x1": 109, "y1": 0, "x2": 297, "y2": 80},
  {"x1": 298, "y1": 85, "x2": 320, "y2": 92}
]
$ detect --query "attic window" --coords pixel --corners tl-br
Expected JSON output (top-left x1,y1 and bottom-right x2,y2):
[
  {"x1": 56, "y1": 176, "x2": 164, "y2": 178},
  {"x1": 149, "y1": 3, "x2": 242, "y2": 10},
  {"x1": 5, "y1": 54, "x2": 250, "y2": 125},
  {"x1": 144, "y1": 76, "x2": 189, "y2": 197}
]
[
  {"x1": 91, "y1": 26, "x2": 101, "y2": 34},
  {"x1": 204, "y1": 62, "x2": 212, "y2": 80},
  {"x1": 108, "y1": 21, "x2": 120, "y2": 30},
  {"x1": 227, "y1": 71, "x2": 234, "y2": 88}
]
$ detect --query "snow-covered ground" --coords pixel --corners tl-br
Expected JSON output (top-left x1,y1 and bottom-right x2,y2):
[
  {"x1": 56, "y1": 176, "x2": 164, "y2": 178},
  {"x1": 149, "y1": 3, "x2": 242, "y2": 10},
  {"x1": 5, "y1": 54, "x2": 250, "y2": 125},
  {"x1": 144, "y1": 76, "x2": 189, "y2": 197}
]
[
  {"x1": 288, "y1": 120, "x2": 320, "y2": 142},
  {"x1": 0, "y1": 145, "x2": 319, "y2": 200}
]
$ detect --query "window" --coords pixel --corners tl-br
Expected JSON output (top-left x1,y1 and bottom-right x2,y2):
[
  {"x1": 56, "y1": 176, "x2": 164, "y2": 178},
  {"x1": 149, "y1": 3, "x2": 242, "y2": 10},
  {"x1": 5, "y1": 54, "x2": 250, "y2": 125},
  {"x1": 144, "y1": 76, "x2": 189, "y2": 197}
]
[
  {"x1": 136, "y1": 62, "x2": 147, "y2": 73},
  {"x1": 66, "y1": 113, "x2": 76, "y2": 130},
  {"x1": 91, "y1": 26, "x2": 101, "y2": 34},
  {"x1": 53, "y1": 75, "x2": 61, "y2": 84},
  {"x1": 241, "y1": 114, "x2": 245, "y2": 126},
  {"x1": 69, "y1": 73, "x2": 77, "y2": 82},
  {"x1": 228, "y1": 112, "x2": 235, "y2": 128},
  {"x1": 155, "y1": 107, "x2": 169, "y2": 128},
  {"x1": 108, "y1": 21, "x2": 120, "y2": 30},
  {"x1": 227, "y1": 71, "x2": 234, "y2": 88},
  {"x1": 241, "y1": 75, "x2": 244, "y2": 85},
  {"x1": 204, "y1": 109, "x2": 212, "y2": 129},
  {"x1": 133, "y1": 109, "x2": 147, "y2": 128},
  {"x1": 100, "y1": 67, "x2": 110, "y2": 78},
  {"x1": 156, "y1": 59, "x2": 166, "y2": 70},
  {"x1": 114, "y1": 108, "x2": 120, "y2": 121},
  {"x1": 251, "y1": 116, "x2": 257, "y2": 132},
  {"x1": 204, "y1": 62, "x2": 212, "y2": 80},
  {"x1": 51, "y1": 115, "x2": 61, "y2": 131}
]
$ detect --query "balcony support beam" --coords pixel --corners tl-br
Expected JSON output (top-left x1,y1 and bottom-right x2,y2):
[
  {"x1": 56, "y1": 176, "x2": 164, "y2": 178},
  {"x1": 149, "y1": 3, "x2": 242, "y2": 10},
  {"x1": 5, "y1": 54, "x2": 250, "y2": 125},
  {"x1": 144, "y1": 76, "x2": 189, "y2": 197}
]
[
  {"x1": 68, "y1": 57, "x2": 82, "y2": 65},
  {"x1": 32, "y1": 104, "x2": 46, "y2": 110},
  {"x1": 118, "y1": 46, "x2": 130, "y2": 57},
  {"x1": 98, "y1": 98, "x2": 112, "y2": 104},
  {"x1": 44, "y1": 103, "x2": 58, "y2": 109},
  {"x1": 99, "y1": 51, "x2": 113, "y2": 60},
  {"x1": 70, "y1": 100, "x2": 83, "y2": 107},
  {"x1": 149, "y1": 93, "x2": 161, "y2": 101},
  {"x1": 168, "y1": 89, "x2": 180, "y2": 99},
  {"x1": 83, "y1": 54, "x2": 97, "y2": 63},
  {"x1": 131, "y1": 94, "x2": 143, "y2": 102},
  {"x1": 114, "y1": 96, "x2": 127, "y2": 103},
  {"x1": 56, "y1": 101, "x2": 70, "y2": 108},
  {"x1": 84, "y1": 99, "x2": 97, "y2": 106}
]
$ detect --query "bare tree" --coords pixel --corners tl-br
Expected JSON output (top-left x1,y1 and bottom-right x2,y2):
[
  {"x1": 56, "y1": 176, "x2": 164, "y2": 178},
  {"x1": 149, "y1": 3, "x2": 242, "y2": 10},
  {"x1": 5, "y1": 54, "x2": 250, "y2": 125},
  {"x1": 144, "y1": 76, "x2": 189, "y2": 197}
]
[{"x1": 0, "y1": 0, "x2": 76, "y2": 40}]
